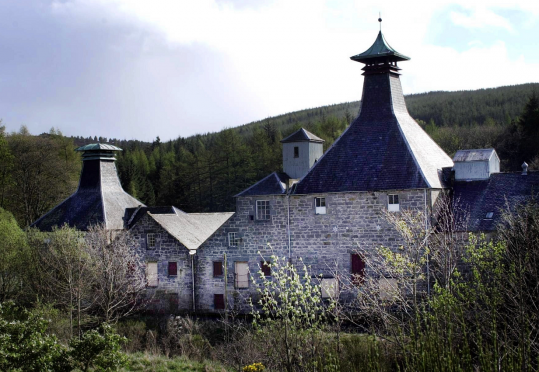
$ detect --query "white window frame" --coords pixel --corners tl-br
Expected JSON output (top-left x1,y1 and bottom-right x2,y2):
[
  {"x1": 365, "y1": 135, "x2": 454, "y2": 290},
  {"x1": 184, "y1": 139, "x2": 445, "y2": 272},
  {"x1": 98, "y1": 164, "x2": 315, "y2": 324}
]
[
  {"x1": 235, "y1": 262, "x2": 249, "y2": 289},
  {"x1": 388, "y1": 194, "x2": 399, "y2": 212},
  {"x1": 315, "y1": 197, "x2": 326, "y2": 215},
  {"x1": 228, "y1": 232, "x2": 239, "y2": 247},
  {"x1": 146, "y1": 262, "x2": 158, "y2": 287},
  {"x1": 147, "y1": 233, "x2": 156, "y2": 249},
  {"x1": 256, "y1": 200, "x2": 270, "y2": 220}
]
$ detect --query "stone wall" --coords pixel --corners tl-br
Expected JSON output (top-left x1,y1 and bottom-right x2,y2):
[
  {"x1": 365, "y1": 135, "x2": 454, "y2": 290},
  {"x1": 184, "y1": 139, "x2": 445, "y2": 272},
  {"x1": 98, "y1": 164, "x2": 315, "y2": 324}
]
[
  {"x1": 130, "y1": 213, "x2": 194, "y2": 314},
  {"x1": 196, "y1": 189, "x2": 432, "y2": 313}
]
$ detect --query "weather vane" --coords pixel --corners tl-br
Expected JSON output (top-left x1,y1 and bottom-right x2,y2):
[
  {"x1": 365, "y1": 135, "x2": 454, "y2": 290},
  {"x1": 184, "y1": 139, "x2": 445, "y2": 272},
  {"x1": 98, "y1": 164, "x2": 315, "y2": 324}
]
[{"x1": 378, "y1": 12, "x2": 382, "y2": 31}]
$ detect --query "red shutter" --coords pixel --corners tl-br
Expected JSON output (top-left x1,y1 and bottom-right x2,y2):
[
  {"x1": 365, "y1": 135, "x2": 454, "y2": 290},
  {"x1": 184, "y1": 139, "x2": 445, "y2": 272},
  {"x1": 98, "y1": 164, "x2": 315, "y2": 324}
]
[
  {"x1": 261, "y1": 261, "x2": 271, "y2": 276},
  {"x1": 168, "y1": 262, "x2": 177, "y2": 276},
  {"x1": 351, "y1": 254, "x2": 365, "y2": 284},
  {"x1": 214, "y1": 294, "x2": 225, "y2": 310},
  {"x1": 213, "y1": 261, "x2": 223, "y2": 277}
]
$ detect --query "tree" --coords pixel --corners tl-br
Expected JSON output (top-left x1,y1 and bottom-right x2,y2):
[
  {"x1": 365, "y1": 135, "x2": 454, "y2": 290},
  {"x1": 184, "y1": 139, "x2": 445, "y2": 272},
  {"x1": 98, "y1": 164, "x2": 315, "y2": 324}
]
[
  {"x1": 84, "y1": 224, "x2": 147, "y2": 323},
  {"x1": 26, "y1": 225, "x2": 94, "y2": 339},
  {"x1": 5, "y1": 127, "x2": 80, "y2": 226},
  {"x1": 0, "y1": 207, "x2": 27, "y2": 302}
]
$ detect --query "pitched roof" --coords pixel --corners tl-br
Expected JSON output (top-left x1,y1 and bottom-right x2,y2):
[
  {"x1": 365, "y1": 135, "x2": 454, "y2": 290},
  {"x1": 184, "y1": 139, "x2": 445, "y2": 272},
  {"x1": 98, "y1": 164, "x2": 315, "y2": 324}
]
[
  {"x1": 453, "y1": 149, "x2": 497, "y2": 162},
  {"x1": 453, "y1": 172, "x2": 539, "y2": 232},
  {"x1": 281, "y1": 128, "x2": 325, "y2": 143},
  {"x1": 147, "y1": 208, "x2": 234, "y2": 251},
  {"x1": 32, "y1": 159, "x2": 143, "y2": 231},
  {"x1": 235, "y1": 172, "x2": 290, "y2": 197},
  {"x1": 350, "y1": 31, "x2": 410, "y2": 63},
  {"x1": 295, "y1": 73, "x2": 453, "y2": 194}
]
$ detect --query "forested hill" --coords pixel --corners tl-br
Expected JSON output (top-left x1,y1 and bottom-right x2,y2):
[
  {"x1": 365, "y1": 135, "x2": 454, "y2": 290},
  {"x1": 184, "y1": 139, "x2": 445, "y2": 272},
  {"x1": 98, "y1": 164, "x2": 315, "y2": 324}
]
[{"x1": 2, "y1": 83, "x2": 538, "y2": 226}]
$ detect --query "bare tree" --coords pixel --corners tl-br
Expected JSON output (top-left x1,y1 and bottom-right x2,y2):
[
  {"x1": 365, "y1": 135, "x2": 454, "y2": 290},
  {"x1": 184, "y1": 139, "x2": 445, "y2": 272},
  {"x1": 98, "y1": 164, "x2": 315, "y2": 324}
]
[{"x1": 85, "y1": 224, "x2": 147, "y2": 323}]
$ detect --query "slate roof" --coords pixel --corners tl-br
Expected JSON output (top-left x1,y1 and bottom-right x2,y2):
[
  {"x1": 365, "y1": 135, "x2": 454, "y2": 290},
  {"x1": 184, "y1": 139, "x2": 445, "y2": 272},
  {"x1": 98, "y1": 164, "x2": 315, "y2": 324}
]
[
  {"x1": 76, "y1": 143, "x2": 122, "y2": 151},
  {"x1": 235, "y1": 172, "x2": 290, "y2": 197},
  {"x1": 350, "y1": 31, "x2": 410, "y2": 63},
  {"x1": 32, "y1": 154, "x2": 144, "y2": 231},
  {"x1": 453, "y1": 172, "x2": 539, "y2": 232},
  {"x1": 294, "y1": 72, "x2": 453, "y2": 194},
  {"x1": 147, "y1": 208, "x2": 234, "y2": 251},
  {"x1": 453, "y1": 149, "x2": 496, "y2": 162},
  {"x1": 125, "y1": 206, "x2": 176, "y2": 229},
  {"x1": 281, "y1": 128, "x2": 324, "y2": 143}
]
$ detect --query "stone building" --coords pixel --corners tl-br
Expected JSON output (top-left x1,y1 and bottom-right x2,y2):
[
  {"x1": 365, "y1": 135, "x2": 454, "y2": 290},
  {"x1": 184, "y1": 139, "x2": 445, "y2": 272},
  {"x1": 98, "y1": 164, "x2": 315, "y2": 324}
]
[{"x1": 33, "y1": 27, "x2": 539, "y2": 314}]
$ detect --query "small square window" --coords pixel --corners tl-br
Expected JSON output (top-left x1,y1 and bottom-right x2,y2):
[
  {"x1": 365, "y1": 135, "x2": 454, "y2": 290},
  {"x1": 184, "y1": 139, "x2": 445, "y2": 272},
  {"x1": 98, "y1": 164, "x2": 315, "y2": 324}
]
[
  {"x1": 168, "y1": 262, "x2": 177, "y2": 276},
  {"x1": 214, "y1": 294, "x2": 225, "y2": 310},
  {"x1": 228, "y1": 232, "x2": 239, "y2": 247},
  {"x1": 235, "y1": 262, "x2": 249, "y2": 288},
  {"x1": 260, "y1": 261, "x2": 271, "y2": 277},
  {"x1": 294, "y1": 146, "x2": 299, "y2": 158},
  {"x1": 146, "y1": 262, "x2": 158, "y2": 287},
  {"x1": 485, "y1": 212, "x2": 494, "y2": 219},
  {"x1": 388, "y1": 194, "x2": 399, "y2": 212},
  {"x1": 256, "y1": 200, "x2": 270, "y2": 220},
  {"x1": 147, "y1": 233, "x2": 156, "y2": 249},
  {"x1": 315, "y1": 197, "x2": 326, "y2": 215},
  {"x1": 321, "y1": 278, "x2": 338, "y2": 299},
  {"x1": 213, "y1": 261, "x2": 223, "y2": 277}
]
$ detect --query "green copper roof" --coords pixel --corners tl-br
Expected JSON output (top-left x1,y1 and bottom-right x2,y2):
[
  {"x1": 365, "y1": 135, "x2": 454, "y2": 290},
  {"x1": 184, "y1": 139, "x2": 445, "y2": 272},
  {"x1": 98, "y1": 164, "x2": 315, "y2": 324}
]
[
  {"x1": 75, "y1": 143, "x2": 123, "y2": 152},
  {"x1": 350, "y1": 31, "x2": 410, "y2": 63}
]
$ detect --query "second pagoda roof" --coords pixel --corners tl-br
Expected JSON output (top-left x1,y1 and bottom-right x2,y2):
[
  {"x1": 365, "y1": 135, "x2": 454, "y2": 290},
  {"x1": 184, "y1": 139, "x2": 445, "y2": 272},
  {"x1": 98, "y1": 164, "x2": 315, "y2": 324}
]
[{"x1": 350, "y1": 31, "x2": 410, "y2": 63}]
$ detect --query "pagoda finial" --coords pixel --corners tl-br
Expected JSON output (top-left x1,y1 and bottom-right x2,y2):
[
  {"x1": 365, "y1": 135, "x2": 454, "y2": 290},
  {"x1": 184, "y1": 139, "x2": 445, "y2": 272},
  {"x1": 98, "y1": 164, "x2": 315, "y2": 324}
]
[{"x1": 378, "y1": 13, "x2": 382, "y2": 31}]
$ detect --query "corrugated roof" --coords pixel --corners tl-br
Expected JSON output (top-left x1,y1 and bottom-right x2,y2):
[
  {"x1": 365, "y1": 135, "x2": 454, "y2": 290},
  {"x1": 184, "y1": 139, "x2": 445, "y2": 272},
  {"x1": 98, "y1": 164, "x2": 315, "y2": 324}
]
[
  {"x1": 281, "y1": 128, "x2": 325, "y2": 143},
  {"x1": 76, "y1": 143, "x2": 123, "y2": 152},
  {"x1": 294, "y1": 72, "x2": 453, "y2": 194},
  {"x1": 453, "y1": 149, "x2": 496, "y2": 162},
  {"x1": 350, "y1": 31, "x2": 410, "y2": 63},
  {"x1": 148, "y1": 210, "x2": 234, "y2": 251},
  {"x1": 235, "y1": 172, "x2": 290, "y2": 197},
  {"x1": 453, "y1": 172, "x2": 539, "y2": 232}
]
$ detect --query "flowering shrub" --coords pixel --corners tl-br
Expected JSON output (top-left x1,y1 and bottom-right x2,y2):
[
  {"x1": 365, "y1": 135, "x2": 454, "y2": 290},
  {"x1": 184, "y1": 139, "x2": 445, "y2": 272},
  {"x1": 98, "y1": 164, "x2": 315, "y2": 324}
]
[{"x1": 243, "y1": 362, "x2": 266, "y2": 372}]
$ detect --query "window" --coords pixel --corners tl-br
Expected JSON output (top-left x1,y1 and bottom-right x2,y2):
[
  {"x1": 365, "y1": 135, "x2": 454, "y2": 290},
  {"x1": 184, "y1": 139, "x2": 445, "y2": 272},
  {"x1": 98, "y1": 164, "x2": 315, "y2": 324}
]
[
  {"x1": 146, "y1": 262, "x2": 158, "y2": 287},
  {"x1": 235, "y1": 262, "x2": 249, "y2": 288},
  {"x1": 321, "y1": 278, "x2": 338, "y2": 299},
  {"x1": 351, "y1": 254, "x2": 365, "y2": 285},
  {"x1": 485, "y1": 212, "x2": 494, "y2": 219},
  {"x1": 260, "y1": 261, "x2": 271, "y2": 277},
  {"x1": 388, "y1": 194, "x2": 399, "y2": 212},
  {"x1": 213, "y1": 261, "x2": 223, "y2": 277},
  {"x1": 228, "y1": 232, "x2": 239, "y2": 247},
  {"x1": 168, "y1": 262, "x2": 177, "y2": 276},
  {"x1": 379, "y1": 278, "x2": 398, "y2": 301},
  {"x1": 315, "y1": 197, "x2": 326, "y2": 215},
  {"x1": 294, "y1": 146, "x2": 299, "y2": 158},
  {"x1": 147, "y1": 233, "x2": 156, "y2": 249},
  {"x1": 214, "y1": 294, "x2": 225, "y2": 310},
  {"x1": 256, "y1": 200, "x2": 270, "y2": 220}
]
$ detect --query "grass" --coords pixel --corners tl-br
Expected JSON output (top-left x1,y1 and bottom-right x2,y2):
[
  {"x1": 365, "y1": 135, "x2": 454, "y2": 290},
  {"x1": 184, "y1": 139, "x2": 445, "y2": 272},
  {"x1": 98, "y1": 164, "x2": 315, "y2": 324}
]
[{"x1": 122, "y1": 353, "x2": 231, "y2": 372}]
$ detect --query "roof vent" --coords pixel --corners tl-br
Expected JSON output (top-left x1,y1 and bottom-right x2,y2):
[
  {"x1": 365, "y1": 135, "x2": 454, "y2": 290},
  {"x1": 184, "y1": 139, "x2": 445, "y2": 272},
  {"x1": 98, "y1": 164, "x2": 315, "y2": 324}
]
[
  {"x1": 522, "y1": 162, "x2": 528, "y2": 175},
  {"x1": 452, "y1": 149, "x2": 500, "y2": 181}
]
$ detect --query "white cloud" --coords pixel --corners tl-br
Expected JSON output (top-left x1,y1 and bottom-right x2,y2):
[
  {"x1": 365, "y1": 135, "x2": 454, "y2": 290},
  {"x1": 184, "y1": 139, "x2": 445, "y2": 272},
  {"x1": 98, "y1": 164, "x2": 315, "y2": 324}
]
[{"x1": 5, "y1": 0, "x2": 539, "y2": 140}]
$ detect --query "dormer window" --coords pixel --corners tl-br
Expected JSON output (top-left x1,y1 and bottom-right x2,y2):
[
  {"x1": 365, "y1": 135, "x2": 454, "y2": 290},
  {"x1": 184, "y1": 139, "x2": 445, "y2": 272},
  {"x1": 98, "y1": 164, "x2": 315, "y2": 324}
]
[
  {"x1": 388, "y1": 194, "x2": 399, "y2": 212},
  {"x1": 485, "y1": 212, "x2": 494, "y2": 220},
  {"x1": 315, "y1": 197, "x2": 326, "y2": 215},
  {"x1": 294, "y1": 146, "x2": 299, "y2": 158}
]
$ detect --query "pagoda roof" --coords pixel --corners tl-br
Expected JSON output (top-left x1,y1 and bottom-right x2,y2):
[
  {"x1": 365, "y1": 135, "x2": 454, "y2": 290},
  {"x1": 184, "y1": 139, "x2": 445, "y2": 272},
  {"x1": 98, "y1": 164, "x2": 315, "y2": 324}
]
[
  {"x1": 76, "y1": 143, "x2": 122, "y2": 152},
  {"x1": 350, "y1": 31, "x2": 410, "y2": 63},
  {"x1": 281, "y1": 128, "x2": 325, "y2": 143}
]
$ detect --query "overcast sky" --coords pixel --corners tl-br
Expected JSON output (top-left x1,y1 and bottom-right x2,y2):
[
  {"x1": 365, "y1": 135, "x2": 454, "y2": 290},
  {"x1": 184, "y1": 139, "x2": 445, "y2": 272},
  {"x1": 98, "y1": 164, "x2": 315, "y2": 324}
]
[{"x1": 1, "y1": 0, "x2": 538, "y2": 142}]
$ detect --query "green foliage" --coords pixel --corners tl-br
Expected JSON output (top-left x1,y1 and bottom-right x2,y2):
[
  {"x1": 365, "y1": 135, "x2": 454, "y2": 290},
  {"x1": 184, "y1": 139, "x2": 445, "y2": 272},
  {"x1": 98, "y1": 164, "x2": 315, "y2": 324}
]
[
  {"x1": 0, "y1": 207, "x2": 27, "y2": 301},
  {"x1": 69, "y1": 323, "x2": 128, "y2": 372},
  {"x1": 0, "y1": 301, "x2": 71, "y2": 372}
]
